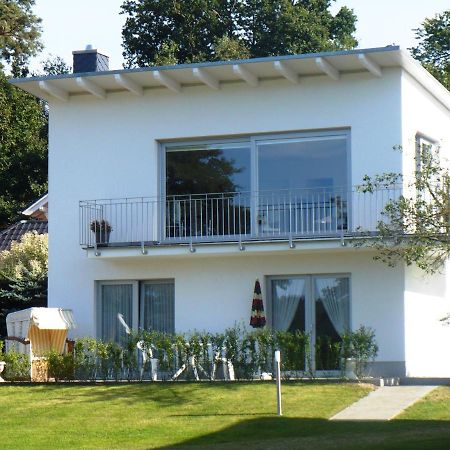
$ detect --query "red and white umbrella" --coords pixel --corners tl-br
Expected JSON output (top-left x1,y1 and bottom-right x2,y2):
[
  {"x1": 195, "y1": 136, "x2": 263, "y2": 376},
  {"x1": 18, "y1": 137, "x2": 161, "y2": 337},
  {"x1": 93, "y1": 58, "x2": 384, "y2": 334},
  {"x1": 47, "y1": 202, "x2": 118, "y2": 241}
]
[{"x1": 250, "y1": 279, "x2": 266, "y2": 328}]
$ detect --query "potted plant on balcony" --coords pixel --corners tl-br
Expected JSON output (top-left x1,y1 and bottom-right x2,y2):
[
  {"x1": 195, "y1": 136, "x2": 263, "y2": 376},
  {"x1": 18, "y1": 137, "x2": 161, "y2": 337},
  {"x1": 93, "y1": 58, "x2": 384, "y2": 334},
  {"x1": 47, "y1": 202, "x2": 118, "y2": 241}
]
[{"x1": 90, "y1": 219, "x2": 112, "y2": 244}]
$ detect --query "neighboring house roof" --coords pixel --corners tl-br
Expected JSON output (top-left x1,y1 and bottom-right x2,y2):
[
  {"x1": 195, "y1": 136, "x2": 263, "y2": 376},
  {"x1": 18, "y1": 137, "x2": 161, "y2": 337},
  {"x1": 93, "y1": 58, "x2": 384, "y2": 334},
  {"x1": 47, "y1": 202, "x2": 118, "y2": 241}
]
[
  {"x1": 9, "y1": 46, "x2": 450, "y2": 111},
  {"x1": 22, "y1": 193, "x2": 48, "y2": 220},
  {"x1": 0, "y1": 220, "x2": 48, "y2": 251}
]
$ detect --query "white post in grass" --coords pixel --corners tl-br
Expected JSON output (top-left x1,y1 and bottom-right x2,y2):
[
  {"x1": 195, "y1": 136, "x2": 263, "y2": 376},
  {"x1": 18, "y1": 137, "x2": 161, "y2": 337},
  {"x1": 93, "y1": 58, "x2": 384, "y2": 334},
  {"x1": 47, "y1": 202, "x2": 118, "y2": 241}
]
[{"x1": 275, "y1": 350, "x2": 282, "y2": 416}]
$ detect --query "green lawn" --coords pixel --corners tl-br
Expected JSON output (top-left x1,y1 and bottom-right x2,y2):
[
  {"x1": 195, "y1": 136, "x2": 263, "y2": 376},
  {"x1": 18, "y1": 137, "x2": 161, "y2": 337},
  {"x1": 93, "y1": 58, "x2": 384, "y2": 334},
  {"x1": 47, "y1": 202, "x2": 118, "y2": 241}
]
[{"x1": 0, "y1": 383, "x2": 449, "y2": 449}]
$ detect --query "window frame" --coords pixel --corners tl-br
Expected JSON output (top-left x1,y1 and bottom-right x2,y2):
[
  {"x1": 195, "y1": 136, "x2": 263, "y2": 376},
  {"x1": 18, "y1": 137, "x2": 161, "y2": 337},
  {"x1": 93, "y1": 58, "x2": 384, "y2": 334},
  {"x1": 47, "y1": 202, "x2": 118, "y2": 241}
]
[
  {"x1": 159, "y1": 129, "x2": 351, "y2": 240},
  {"x1": 267, "y1": 273, "x2": 352, "y2": 373},
  {"x1": 95, "y1": 280, "x2": 139, "y2": 342},
  {"x1": 139, "y1": 279, "x2": 175, "y2": 333},
  {"x1": 96, "y1": 279, "x2": 175, "y2": 341}
]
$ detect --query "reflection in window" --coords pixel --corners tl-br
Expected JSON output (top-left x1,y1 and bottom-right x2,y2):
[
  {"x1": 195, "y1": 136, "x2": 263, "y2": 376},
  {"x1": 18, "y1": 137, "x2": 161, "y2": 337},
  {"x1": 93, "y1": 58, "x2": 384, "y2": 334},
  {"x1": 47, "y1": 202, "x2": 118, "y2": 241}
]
[
  {"x1": 166, "y1": 144, "x2": 251, "y2": 196},
  {"x1": 165, "y1": 143, "x2": 251, "y2": 238}
]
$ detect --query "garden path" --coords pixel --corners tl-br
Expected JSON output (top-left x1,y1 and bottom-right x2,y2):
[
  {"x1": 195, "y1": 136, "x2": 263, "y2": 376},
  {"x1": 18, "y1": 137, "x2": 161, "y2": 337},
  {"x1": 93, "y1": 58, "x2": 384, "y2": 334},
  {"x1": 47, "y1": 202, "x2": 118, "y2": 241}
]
[{"x1": 330, "y1": 385, "x2": 436, "y2": 421}]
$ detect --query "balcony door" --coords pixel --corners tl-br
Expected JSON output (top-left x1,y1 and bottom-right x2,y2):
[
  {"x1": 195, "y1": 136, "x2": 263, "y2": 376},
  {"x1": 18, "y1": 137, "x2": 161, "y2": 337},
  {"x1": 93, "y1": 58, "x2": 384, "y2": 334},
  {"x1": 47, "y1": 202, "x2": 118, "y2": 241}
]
[
  {"x1": 269, "y1": 275, "x2": 350, "y2": 373},
  {"x1": 163, "y1": 131, "x2": 349, "y2": 241},
  {"x1": 256, "y1": 136, "x2": 348, "y2": 237},
  {"x1": 165, "y1": 141, "x2": 252, "y2": 240}
]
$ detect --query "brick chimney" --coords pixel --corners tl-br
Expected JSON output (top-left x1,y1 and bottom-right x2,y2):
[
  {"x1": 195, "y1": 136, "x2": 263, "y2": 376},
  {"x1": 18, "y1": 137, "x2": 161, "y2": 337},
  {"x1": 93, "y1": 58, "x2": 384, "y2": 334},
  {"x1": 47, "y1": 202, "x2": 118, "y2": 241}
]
[{"x1": 72, "y1": 45, "x2": 109, "y2": 73}]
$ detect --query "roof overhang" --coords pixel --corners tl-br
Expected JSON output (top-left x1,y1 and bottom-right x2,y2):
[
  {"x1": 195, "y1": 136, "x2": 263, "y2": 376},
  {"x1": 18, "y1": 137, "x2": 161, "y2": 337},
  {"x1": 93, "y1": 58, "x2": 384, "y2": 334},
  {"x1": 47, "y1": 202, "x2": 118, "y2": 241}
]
[
  {"x1": 9, "y1": 46, "x2": 450, "y2": 111},
  {"x1": 22, "y1": 193, "x2": 48, "y2": 218}
]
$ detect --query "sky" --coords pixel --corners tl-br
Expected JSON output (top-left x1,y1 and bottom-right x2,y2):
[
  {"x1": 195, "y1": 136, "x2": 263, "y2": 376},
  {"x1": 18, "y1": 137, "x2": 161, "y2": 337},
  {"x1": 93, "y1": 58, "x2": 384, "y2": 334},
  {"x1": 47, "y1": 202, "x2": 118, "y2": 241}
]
[{"x1": 30, "y1": 0, "x2": 449, "y2": 72}]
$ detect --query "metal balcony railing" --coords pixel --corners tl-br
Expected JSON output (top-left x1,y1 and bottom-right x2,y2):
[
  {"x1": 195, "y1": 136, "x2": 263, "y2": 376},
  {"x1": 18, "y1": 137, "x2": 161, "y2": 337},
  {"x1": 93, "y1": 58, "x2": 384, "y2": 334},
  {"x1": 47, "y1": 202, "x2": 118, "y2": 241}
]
[{"x1": 79, "y1": 186, "x2": 402, "y2": 249}]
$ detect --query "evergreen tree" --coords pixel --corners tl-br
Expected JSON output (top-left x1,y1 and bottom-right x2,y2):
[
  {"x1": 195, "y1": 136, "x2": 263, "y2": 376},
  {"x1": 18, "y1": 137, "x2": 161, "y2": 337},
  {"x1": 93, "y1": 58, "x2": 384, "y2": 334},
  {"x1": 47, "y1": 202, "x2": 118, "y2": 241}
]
[{"x1": 0, "y1": 0, "x2": 42, "y2": 76}]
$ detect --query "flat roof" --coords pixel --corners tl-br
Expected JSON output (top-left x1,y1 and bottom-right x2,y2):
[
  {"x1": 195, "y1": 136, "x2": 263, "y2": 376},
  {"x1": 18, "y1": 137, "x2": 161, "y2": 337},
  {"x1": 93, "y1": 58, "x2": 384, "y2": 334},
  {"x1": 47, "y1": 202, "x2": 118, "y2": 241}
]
[{"x1": 9, "y1": 46, "x2": 450, "y2": 110}]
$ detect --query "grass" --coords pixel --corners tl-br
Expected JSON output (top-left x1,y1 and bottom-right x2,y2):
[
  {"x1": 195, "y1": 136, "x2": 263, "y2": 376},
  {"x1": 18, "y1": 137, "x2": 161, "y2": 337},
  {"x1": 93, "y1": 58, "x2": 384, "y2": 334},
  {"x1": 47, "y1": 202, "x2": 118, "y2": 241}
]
[{"x1": 0, "y1": 382, "x2": 449, "y2": 449}]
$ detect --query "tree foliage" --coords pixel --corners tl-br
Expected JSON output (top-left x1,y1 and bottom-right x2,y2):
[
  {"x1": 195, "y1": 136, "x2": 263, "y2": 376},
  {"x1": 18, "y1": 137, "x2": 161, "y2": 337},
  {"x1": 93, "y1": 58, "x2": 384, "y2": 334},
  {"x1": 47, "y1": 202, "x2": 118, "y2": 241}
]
[
  {"x1": 0, "y1": 0, "x2": 42, "y2": 76},
  {"x1": 121, "y1": 0, "x2": 358, "y2": 67},
  {"x1": 357, "y1": 144, "x2": 449, "y2": 274},
  {"x1": 0, "y1": 231, "x2": 48, "y2": 337},
  {"x1": 39, "y1": 54, "x2": 71, "y2": 76},
  {"x1": 0, "y1": 230, "x2": 47, "y2": 279},
  {"x1": 411, "y1": 10, "x2": 450, "y2": 90},
  {"x1": 0, "y1": 69, "x2": 48, "y2": 227}
]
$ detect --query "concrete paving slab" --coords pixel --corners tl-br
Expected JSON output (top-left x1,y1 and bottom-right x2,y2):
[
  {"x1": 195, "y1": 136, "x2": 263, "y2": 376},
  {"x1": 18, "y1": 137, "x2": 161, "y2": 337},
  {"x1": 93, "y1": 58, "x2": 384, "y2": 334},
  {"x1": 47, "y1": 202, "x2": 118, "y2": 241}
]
[{"x1": 330, "y1": 386, "x2": 436, "y2": 421}]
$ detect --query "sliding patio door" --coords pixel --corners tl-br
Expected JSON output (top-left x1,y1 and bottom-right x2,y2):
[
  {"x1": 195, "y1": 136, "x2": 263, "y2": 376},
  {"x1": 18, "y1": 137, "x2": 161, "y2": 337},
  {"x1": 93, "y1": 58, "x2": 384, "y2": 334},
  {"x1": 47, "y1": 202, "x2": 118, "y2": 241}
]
[
  {"x1": 270, "y1": 275, "x2": 350, "y2": 373},
  {"x1": 257, "y1": 136, "x2": 348, "y2": 237},
  {"x1": 165, "y1": 142, "x2": 252, "y2": 240}
]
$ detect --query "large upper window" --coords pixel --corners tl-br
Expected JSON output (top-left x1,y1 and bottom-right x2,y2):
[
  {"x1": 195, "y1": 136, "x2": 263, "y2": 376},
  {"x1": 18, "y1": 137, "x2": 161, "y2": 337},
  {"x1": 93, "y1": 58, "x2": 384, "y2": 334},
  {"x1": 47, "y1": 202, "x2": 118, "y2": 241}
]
[{"x1": 163, "y1": 131, "x2": 349, "y2": 239}]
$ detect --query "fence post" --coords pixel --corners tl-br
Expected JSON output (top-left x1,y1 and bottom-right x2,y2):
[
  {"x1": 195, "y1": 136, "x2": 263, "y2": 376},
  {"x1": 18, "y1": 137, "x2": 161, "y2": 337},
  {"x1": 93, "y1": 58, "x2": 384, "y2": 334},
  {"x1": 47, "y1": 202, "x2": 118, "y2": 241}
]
[{"x1": 275, "y1": 350, "x2": 282, "y2": 416}]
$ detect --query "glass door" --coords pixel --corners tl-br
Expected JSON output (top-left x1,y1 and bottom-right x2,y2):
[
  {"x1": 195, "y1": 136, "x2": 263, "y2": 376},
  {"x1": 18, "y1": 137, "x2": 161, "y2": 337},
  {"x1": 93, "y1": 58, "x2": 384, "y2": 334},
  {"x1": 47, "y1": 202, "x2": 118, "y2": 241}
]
[
  {"x1": 271, "y1": 277, "x2": 308, "y2": 372},
  {"x1": 270, "y1": 275, "x2": 350, "y2": 375},
  {"x1": 165, "y1": 142, "x2": 251, "y2": 240},
  {"x1": 257, "y1": 136, "x2": 348, "y2": 237},
  {"x1": 314, "y1": 276, "x2": 350, "y2": 373}
]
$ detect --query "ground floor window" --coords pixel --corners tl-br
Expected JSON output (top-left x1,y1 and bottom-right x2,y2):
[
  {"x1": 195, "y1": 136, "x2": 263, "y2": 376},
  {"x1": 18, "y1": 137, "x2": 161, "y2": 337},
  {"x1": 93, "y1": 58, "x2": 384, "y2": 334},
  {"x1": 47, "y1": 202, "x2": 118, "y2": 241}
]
[
  {"x1": 269, "y1": 274, "x2": 350, "y2": 371},
  {"x1": 96, "y1": 280, "x2": 175, "y2": 342}
]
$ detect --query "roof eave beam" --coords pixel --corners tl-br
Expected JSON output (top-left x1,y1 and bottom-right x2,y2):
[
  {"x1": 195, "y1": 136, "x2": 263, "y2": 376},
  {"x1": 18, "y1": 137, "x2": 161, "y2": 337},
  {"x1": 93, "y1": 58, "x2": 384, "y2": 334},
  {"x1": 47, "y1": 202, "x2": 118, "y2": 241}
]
[
  {"x1": 233, "y1": 64, "x2": 259, "y2": 87},
  {"x1": 273, "y1": 61, "x2": 299, "y2": 84},
  {"x1": 358, "y1": 54, "x2": 382, "y2": 77},
  {"x1": 193, "y1": 68, "x2": 219, "y2": 90},
  {"x1": 153, "y1": 71, "x2": 181, "y2": 93},
  {"x1": 315, "y1": 57, "x2": 340, "y2": 80},
  {"x1": 76, "y1": 77, "x2": 106, "y2": 99},
  {"x1": 38, "y1": 81, "x2": 69, "y2": 102},
  {"x1": 114, "y1": 74, "x2": 143, "y2": 96}
]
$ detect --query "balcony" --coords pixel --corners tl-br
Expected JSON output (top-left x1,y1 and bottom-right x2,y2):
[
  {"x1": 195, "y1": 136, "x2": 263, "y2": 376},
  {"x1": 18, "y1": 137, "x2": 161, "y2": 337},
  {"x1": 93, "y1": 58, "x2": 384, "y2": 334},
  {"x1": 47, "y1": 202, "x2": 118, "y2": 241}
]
[{"x1": 79, "y1": 186, "x2": 401, "y2": 253}]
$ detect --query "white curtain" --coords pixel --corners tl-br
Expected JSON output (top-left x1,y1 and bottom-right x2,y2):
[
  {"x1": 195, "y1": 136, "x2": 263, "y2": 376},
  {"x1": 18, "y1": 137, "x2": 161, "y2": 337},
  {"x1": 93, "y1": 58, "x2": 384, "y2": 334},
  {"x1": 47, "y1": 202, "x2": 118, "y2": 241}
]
[
  {"x1": 142, "y1": 282, "x2": 175, "y2": 333},
  {"x1": 273, "y1": 279, "x2": 306, "y2": 331},
  {"x1": 99, "y1": 284, "x2": 133, "y2": 343},
  {"x1": 315, "y1": 278, "x2": 349, "y2": 337}
]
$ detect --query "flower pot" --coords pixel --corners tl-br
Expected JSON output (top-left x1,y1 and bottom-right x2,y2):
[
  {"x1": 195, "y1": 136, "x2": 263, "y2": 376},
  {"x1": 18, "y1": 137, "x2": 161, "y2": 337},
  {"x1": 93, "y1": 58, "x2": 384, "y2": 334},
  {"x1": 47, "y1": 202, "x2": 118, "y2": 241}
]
[
  {"x1": 94, "y1": 229, "x2": 111, "y2": 244},
  {"x1": 344, "y1": 358, "x2": 358, "y2": 380},
  {"x1": 0, "y1": 361, "x2": 6, "y2": 382}
]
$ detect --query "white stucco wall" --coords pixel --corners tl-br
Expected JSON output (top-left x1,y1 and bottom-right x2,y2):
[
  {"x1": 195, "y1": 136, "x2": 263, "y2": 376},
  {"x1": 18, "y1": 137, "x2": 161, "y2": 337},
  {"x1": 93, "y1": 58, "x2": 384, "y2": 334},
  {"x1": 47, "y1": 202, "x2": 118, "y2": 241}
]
[
  {"x1": 47, "y1": 67, "x2": 423, "y2": 374},
  {"x1": 404, "y1": 263, "x2": 450, "y2": 377},
  {"x1": 400, "y1": 73, "x2": 450, "y2": 377}
]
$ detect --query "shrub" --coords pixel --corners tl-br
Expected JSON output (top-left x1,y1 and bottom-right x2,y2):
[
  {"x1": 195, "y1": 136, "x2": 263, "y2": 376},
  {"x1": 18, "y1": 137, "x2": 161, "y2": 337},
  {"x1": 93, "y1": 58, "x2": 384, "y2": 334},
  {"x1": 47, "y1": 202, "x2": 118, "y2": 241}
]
[
  {"x1": 47, "y1": 351, "x2": 75, "y2": 381},
  {"x1": 0, "y1": 341, "x2": 30, "y2": 381},
  {"x1": 342, "y1": 326, "x2": 379, "y2": 379}
]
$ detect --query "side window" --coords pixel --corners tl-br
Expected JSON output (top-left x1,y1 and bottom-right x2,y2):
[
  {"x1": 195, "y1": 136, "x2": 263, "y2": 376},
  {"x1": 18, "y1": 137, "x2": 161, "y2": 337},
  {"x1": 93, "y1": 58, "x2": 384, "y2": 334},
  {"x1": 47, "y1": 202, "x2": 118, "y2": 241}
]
[
  {"x1": 97, "y1": 282, "x2": 136, "y2": 343},
  {"x1": 140, "y1": 281, "x2": 175, "y2": 333},
  {"x1": 415, "y1": 134, "x2": 436, "y2": 175},
  {"x1": 97, "y1": 280, "x2": 175, "y2": 342}
]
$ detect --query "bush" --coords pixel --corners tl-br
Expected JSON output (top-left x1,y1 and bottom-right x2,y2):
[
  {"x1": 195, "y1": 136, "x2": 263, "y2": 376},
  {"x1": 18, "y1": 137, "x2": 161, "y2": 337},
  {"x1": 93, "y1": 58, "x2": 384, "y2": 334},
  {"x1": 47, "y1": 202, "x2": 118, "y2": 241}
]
[
  {"x1": 0, "y1": 341, "x2": 30, "y2": 381},
  {"x1": 2, "y1": 325, "x2": 380, "y2": 382},
  {"x1": 47, "y1": 351, "x2": 75, "y2": 381},
  {"x1": 342, "y1": 326, "x2": 379, "y2": 379}
]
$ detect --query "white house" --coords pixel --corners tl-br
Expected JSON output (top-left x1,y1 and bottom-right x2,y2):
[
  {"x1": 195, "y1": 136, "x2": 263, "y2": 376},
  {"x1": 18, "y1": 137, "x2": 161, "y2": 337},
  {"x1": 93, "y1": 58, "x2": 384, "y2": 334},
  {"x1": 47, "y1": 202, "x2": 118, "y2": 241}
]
[{"x1": 11, "y1": 46, "x2": 450, "y2": 378}]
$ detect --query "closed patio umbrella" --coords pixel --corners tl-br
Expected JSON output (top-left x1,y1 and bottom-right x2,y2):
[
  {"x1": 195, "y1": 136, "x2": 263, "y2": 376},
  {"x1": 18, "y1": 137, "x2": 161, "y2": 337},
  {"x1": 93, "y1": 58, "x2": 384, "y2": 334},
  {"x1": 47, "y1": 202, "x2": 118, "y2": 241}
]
[{"x1": 250, "y1": 279, "x2": 266, "y2": 328}]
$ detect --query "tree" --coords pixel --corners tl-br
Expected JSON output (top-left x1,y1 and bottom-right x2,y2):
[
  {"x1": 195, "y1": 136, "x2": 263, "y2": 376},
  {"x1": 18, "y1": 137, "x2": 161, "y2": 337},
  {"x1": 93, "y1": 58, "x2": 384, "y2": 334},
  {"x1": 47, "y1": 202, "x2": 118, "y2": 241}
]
[
  {"x1": 121, "y1": 0, "x2": 358, "y2": 67},
  {"x1": 39, "y1": 54, "x2": 71, "y2": 76},
  {"x1": 410, "y1": 10, "x2": 450, "y2": 90},
  {"x1": 0, "y1": 0, "x2": 42, "y2": 76},
  {"x1": 357, "y1": 143, "x2": 449, "y2": 274},
  {"x1": 0, "y1": 231, "x2": 48, "y2": 337},
  {"x1": 0, "y1": 69, "x2": 48, "y2": 227}
]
